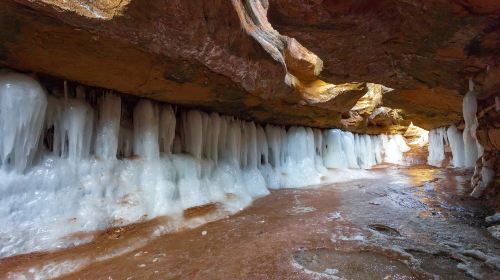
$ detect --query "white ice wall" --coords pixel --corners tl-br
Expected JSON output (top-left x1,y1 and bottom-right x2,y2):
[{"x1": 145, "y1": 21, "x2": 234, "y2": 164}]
[
  {"x1": 462, "y1": 79, "x2": 483, "y2": 167},
  {"x1": 0, "y1": 73, "x2": 47, "y2": 172},
  {"x1": 427, "y1": 127, "x2": 447, "y2": 167},
  {"x1": 427, "y1": 79, "x2": 483, "y2": 169},
  {"x1": 446, "y1": 125, "x2": 465, "y2": 167},
  {"x1": 0, "y1": 72, "x2": 410, "y2": 257}
]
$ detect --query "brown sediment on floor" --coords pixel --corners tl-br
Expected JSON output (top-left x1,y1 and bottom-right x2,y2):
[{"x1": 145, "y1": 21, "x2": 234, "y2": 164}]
[
  {"x1": 1, "y1": 166, "x2": 498, "y2": 279},
  {"x1": 183, "y1": 203, "x2": 220, "y2": 219},
  {"x1": 0, "y1": 217, "x2": 164, "y2": 278}
]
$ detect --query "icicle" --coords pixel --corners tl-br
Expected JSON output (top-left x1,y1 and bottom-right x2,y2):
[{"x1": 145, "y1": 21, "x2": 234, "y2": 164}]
[
  {"x1": 182, "y1": 110, "x2": 203, "y2": 159},
  {"x1": 208, "y1": 113, "x2": 220, "y2": 163},
  {"x1": 95, "y1": 92, "x2": 121, "y2": 160},
  {"x1": 118, "y1": 121, "x2": 133, "y2": 158},
  {"x1": 57, "y1": 88, "x2": 94, "y2": 161},
  {"x1": 240, "y1": 121, "x2": 248, "y2": 168},
  {"x1": 342, "y1": 132, "x2": 358, "y2": 168},
  {"x1": 446, "y1": 125, "x2": 465, "y2": 167},
  {"x1": 0, "y1": 72, "x2": 47, "y2": 172},
  {"x1": 246, "y1": 122, "x2": 258, "y2": 168},
  {"x1": 462, "y1": 79, "x2": 481, "y2": 168},
  {"x1": 159, "y1": 105, "x2": 176, "y2": 155},
  {"x1": 256, "y1": 125, "x2": 268, "y2": 166},
  {"x1": 313, "y1": 128, "x2": 326, "y2": 172},
  {"x1": 427, "y1": 128, "x2": 447, "y2": 167},
  {"x1": 133, "y1": 99, "x2": 159, "y2": 160},
  {"x1": 323, "y1": 129, "x2": 348, "y2": 169},
  {"x1": 265, "y1": 124, "x2": 281, "y2": 168},
  {"x1": 385, "y1": 134, "x2": 410, "y2": 164},
  {"x1": 355, "y1": 134, "x2": 376, "y2": 169}
]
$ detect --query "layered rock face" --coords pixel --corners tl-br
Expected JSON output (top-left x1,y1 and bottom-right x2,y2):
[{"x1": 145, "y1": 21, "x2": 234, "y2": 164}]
[
  {"x1": 0, "y1": 0, "x2": 498, "y2": 132},
  {"x1": 472, "y1": 93, "x2": 500, "y2": 198},
  {"x1": 0, "y1": 0, "x2": 498, "y2": 193}
]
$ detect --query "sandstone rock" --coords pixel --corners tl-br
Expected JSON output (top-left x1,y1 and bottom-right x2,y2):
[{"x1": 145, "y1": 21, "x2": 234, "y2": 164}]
[
  {"x1": 471, "y1": 151, "x2": 498, "y2": 198},
  {"x1": 487, "y1": 225, "x2": 500, "y2": 241},
  {"x1": 0, "y1": 0, "x2": 498, "y2": 132},
  {"x1": 485, "y1": 213, "x2": 500, "y2": 225}
]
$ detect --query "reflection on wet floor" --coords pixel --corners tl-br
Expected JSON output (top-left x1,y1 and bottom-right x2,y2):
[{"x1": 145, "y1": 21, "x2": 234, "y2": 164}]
[
  {"x1": 293, "y1": 248, "x2": 417, "y2": 279},
  {"x1": 405, "y1": 249, "x2": 472, "y2": 280},
  {"x1": 0, "y1": 166, "x2": 498, "y2": 279}
]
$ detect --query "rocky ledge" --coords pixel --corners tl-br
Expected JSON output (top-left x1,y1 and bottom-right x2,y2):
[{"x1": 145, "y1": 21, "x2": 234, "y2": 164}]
[{"x1": 0, "y1": 0, "x2": 498, "y2": 133}]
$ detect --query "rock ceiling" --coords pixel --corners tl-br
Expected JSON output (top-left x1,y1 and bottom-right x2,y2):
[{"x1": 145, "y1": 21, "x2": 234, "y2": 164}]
[{"x1": 0, "y1": 0, "x2": 498, "y2": 132}]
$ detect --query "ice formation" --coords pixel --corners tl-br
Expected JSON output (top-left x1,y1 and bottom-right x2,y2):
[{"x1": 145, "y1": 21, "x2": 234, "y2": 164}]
[
  {"x1": 0, "y1": 72, "x2": 47, "y2": 172},
  {"x1": 462, "y1": 79, "x2": 483, "y2": 167},
  {"x1": 427, "y1": 79, "x2": 483, "y2": 168},
  {"x1": 427, "y1": 127, "x2": 447, "y2": 167},
  {"x1": 0, "y1": 72, "x2": 411, "y2": 257},
  {"x1": 447, "y1": 125, "x2": 465, "y2": 167},
  {"x1": 427, "y1": 124, "x2": 480, "y2": 168},
  {"x1": 406, "y1": 122, "x2": 429, "y2": 147}
]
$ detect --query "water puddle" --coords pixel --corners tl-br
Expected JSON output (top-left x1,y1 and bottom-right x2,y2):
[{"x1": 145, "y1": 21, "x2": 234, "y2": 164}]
[
  {"x1": 405, "y1": 249, "x2": 471, "y2": 280},
  {"x1": 293, "y1": 248, "x2": 418, "y2": 279},
  {"x1": 368, "y1": 224, "x2": 401, "y2": 237}
]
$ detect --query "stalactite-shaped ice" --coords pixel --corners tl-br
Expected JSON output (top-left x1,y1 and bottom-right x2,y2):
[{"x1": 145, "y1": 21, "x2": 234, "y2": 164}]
[
  {"x1": 95, "y1": 93, "x2": 121, "y2": 160},
  {"x1": 385, "y1": 135, "x2": 410, "y2": 164},
  {"x1": 446, "y1": 125, "x2": 465, "y2": 167},
  {"x1": 133, "y1": 99, "x2": 159, "y2": 159},
  {"x1": 313, "y1": 129, "x2": 326, "y2": 172},
  {"x1": 281, "y1": 126, "x2": 321, "y2": 187},
  {"x1": 245, "y1": 122, "x2": 258, "y2": 168},
  {"x1": 355, "y1": 134, "x2": 375, "y2": 168},
  {"x1": 182, "y1": 110, "x2": 203, "y2": 159},
  {"x1": 53, "y1": 88, "x2": 94, "y2": 161},
  {"x1": 159, "y1": 105, "x2": 176, "y2": 155},
  {"x1": 207, "y1": 113, "x2": 220, "y2": 163},
  {"x1": 323, "y1": 129, "x2": 348, "y2": 169},
  {"x1": 118, "y1": 125, "x2": 133, "y2": 158},
  {"x1": 342, "y1": 132, "x2": 358, "y2": 168},
  {"x1": 256, "y1": 125, "x2": 268, "y2": 166},
  {"x1": 0, "y1": 72, "x2": 47, "y2": 172},
  {"x1": 425, "y1": 80, "x2": 484, "y2": 169},
  {"x1": 462, "y1": 79, "x2": 481, "y2": 167},
  {"x1": 427, "y1": 127, "x2": 447, "y2": 167},
  {"x1": 265, "y1": 124, "x2": 282, "y2": 168}
]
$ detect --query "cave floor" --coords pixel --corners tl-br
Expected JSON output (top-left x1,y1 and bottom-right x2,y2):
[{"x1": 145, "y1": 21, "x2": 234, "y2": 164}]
[{"x1": 1, "y1": 166, "x2": 499, "y2": 279}]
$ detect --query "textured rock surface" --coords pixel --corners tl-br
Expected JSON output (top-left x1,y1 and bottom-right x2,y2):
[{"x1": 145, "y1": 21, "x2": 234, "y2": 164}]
[
  {"x1": 0, "y1": 0, "x2": 499, "y2": 132},
  {"x1": 471, "y1": 93, "x2": 500, "y2": 198}
]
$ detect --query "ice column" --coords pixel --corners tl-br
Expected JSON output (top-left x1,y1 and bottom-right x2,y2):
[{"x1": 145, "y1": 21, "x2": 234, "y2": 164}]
[
  {"x1": 462, "y1": 79, "x2": 481, "y2": 167},
  {"x1": 446, "y1": 125, "x2": 465, "y2": 167},
  {"x1": 385, "y1": 135, "x2": 410, "y2": 164},
  {"x1": 159, "y1": 105, "x2": 176, "y2": 155},
  {"x1": 54, "y1": 86, "x2": 94, "y2": 161},
  {"x1": 182, "y1": 110, "x2": 203, "y2": 159},
  {"x1": 133, "y1": 99, "x2": 159, "y2": 159},
  {"x1": 0, "y1": 72, "x2": 47, "y2": 172},
  {"x1": 323, "y1": 129, "x2": 348, "y2": 169},
  {"x1": 95, "y1": 93, "x2": 121, "y2": 159},
  {"x1": 427, "y1": 127, "x2": 447, "y2": 167}
]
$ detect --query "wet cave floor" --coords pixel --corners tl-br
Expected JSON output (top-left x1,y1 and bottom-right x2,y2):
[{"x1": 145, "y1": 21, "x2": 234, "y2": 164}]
[{"x1": 1, "y1": 165, "x2": 499, "y2": 279}]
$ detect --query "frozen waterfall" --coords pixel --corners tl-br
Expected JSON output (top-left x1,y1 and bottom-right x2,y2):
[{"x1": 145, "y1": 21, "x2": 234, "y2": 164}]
[
  {"x1": 0, "y1": 72, "x2": 411, "y2": 257},
  {"x1": 427, "y1": 79, "x2": 483, "y2": 168}
]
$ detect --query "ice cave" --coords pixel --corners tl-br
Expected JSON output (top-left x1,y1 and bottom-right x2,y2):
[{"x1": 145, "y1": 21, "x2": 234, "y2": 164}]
[{"x1": 0, "y1": 1, "x2": 498, "y2": 279}]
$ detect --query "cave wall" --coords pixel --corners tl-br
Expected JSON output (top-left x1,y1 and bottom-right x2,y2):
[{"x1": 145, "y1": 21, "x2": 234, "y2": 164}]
[{"x1": 0, "y1": 0, "x2": 498, "y2": 133}]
